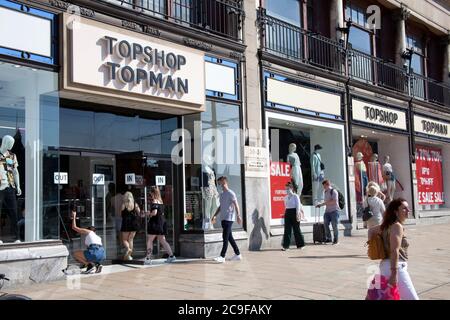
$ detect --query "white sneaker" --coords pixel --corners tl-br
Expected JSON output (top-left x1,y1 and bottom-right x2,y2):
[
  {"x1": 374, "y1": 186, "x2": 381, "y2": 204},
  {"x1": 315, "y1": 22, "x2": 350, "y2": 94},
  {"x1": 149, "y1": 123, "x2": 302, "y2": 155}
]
[
  {"x1": 165, "y1": 256, "x2": 176, "y2": 263},
  {"x1": 128, "y1": 255, "x2": 133, "y2": 260},
  {"x1": 144, "y1": 257, "x2": 152, "y2": 265},
  {"x1": 214, "y1": 256, "x2": 225, "y2": 263},
  {"x1": 14, "y1": 240, "x2": 21, "y2": 243},
  {"x1": 228, "y1": 254, "x2": 242, "y2": 261},
  {"x1": 0, "y1": 240, "x2": 3, "y2": 244}
]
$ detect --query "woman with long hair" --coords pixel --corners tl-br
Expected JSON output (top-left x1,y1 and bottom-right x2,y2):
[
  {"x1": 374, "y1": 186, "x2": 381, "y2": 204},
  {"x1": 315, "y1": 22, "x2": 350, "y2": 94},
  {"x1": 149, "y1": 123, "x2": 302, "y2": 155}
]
[
  {"x1": 368, "y1": 198, "x2": 419, "y2": 300},
  {"x1": 120, "y1": 191, "x2": 140, "y2": 260},
  {"x1": 144, "y1": 186, "x2": 176, "y2": 264}
]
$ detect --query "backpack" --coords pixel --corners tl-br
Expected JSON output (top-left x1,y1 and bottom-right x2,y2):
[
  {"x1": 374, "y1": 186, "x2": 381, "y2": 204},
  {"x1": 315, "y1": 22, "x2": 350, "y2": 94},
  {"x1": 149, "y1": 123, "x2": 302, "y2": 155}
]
[
  {"x1": 366, "y1": 232, "x2": 387, "y2": 260},
  {"x1": 331, "y1": 188, "x2": 345, "y2": 210}
]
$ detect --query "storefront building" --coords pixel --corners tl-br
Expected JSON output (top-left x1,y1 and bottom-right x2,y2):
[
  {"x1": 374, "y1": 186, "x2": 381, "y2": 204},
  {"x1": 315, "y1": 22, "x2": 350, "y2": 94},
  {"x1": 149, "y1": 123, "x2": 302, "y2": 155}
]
[
  {"x1": 0, "y1": 0, "x2": 246, "y2": 286},
  {"x1": 350, "y1": 94, "x2": 414, "y2": 224},
  {"x1": 260, "y1": 69, "x2": 351, "y2": 245}
]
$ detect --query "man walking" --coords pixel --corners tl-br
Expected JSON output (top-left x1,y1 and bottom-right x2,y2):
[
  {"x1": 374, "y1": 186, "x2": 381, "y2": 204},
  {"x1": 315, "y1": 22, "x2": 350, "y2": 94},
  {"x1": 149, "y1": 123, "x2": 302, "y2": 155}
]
[
  {"x1": 212, "y1": 176, "x2": 242, "y2": 263},
  {"x1": 282, "y1": 181, "x2": 305, "y2": 251},
  {"x1": 315, "y1": 179, "x2": 340, "y2": 245}
]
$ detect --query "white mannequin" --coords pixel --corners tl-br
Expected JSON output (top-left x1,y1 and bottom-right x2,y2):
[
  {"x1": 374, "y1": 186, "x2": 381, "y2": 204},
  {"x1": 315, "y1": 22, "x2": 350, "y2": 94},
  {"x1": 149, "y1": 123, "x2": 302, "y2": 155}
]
[
  {"x1": 0, "y1": 135, "x2": 21, "y2": 195},
  {"x1": 312, "y1": 144, "x2": 324, "y2": 204},
  {"x1": 383, "y1": 155, "x2": 396, "y2": 204},
  {"x1": 287, "y1": 143, "x2": 303, "y2": 196},
  {"x1": 0, "y1": 135, "x2": 21, "y2": 242},
  {"x1": 202, "y1": 161, "x2": 219, "y2": 230}
]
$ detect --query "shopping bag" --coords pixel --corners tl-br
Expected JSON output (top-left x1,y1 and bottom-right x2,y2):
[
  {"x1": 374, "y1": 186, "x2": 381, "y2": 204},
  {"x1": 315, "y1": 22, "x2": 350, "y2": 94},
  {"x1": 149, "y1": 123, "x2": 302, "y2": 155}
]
[{"x1": 366, "y1": 275, "x2": 400, "y2": 300}]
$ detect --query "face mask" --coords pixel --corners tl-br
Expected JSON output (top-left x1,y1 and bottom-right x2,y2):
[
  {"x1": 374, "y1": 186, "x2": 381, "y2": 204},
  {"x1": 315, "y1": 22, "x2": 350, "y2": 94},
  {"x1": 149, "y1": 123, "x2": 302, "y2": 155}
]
[
  {"x1": 6, "y1": 159, "x2": 13, "y2": 166},
  {"x1": 286, "y1": 188, "x2": 293, "y2": 194},
  {"x1": 217, "y1": 185, "x2": 224, "y2": 193}
]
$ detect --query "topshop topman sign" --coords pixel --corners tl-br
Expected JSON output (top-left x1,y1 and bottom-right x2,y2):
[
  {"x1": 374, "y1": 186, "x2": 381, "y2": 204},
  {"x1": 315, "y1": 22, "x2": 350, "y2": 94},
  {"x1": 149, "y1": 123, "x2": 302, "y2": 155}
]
[
  {"x1": 64, "y1": 15, "x2": 205, "y2": 111},
  {"x1": 352, "y1": 99, "x2": 407, "y2": 131},
  {"x1": 104, "y1": 36, "x2": 189, "y2": 94}
]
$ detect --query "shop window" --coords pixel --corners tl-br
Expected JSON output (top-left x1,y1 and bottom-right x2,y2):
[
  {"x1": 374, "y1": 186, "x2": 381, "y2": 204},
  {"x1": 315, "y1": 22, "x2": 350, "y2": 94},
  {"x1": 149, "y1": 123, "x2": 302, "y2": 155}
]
[
  {"x1": 268, "y1": 115, "x2": 347, "y2": 224},
  {"x1": 0, "y1": 62, "x2": 59, "y2": 244},
  {"x1": 184, "y1": 100, "x2": 243, "y2": 231}
]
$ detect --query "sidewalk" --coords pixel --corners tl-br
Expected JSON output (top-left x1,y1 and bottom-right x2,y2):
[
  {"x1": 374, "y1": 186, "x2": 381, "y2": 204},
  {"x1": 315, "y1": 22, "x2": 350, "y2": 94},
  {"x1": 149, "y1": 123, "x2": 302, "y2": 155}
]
[{"x1": 7, "y1": 223, "x2": 450, "y2": 300}]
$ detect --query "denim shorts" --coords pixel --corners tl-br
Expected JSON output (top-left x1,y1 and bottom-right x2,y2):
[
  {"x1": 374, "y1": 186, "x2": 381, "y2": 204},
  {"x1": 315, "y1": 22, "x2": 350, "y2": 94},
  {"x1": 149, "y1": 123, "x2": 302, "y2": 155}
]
[{"x1": 84, "y1": 245, "x2": 105, "y2": 263}]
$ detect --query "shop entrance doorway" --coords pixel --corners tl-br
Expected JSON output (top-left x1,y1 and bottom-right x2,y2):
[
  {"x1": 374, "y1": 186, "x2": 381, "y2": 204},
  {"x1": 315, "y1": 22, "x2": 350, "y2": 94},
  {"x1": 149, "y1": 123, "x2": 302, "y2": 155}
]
[{"x1": 59, "y1": 103, "x2": 179, "y2": 264}]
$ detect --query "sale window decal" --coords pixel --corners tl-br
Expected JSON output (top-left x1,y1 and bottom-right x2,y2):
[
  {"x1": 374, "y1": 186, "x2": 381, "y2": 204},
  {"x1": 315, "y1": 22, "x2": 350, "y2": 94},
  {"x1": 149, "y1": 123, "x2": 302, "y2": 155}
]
[
  {"x1": 415, "y1": 146, "x2": 444, "y2": 205},
  {"x1": 270, "y1": 161, "x2": 291, "y2": 220}
]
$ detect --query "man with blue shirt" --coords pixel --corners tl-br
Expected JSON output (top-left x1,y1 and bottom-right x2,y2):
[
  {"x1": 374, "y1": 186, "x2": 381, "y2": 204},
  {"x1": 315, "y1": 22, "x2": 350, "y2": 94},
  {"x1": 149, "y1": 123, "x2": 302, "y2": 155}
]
[{"x1": 212, "y1": 176, "x2": 242, "y2": 263}]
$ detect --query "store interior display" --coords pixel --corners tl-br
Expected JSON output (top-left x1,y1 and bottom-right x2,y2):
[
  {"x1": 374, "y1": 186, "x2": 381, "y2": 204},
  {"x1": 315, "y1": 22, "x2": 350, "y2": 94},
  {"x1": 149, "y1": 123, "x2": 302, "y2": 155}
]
[
  {"x1": 354, "y1": 151, "x2": 368, "y2": 204},
  {"x1": 202, "y1": 158, "x2": 219, "y2": 230},
  {"x1": 312, "y1": 144, "x2": 325, "y2": 204},
  {"x1": 382, "y1": 155, "x2": 396, "y2": 204}
]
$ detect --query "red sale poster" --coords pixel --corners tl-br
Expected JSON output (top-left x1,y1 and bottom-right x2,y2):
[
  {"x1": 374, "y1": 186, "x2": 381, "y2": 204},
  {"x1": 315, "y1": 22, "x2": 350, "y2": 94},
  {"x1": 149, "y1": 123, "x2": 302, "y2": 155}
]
[
  {"x1": 415, "y1": 146, "x2": 444, "y2": 205},
  {"x1": 270, "y1": 161, "x2": 291, "y2": 220}
]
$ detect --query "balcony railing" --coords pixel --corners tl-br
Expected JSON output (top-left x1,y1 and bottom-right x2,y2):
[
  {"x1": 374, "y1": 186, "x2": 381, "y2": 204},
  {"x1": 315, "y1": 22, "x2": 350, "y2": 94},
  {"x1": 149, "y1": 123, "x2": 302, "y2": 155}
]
[
  {"x1": 348, "y1": 49, "x2": 408, "y2": 94},
  {"x1": 102, "y1": 0, "x2": 243, "y2": 41},
  {"x1": 258, "y1": 9, "x2": 449, "y2": 107},
  {"x1": 258, "y1": 9, "x2": 345, "y2": 74},
  {"x1": 411, "y1": 73, "x2": 450, "y2": 106}
]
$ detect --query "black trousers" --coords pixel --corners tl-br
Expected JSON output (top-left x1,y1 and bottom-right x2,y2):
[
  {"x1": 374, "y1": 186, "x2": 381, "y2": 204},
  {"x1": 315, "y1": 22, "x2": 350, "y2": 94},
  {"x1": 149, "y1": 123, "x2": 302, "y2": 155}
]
[
  {"x1": 220, "y1": 220, "x2": 240, "y2": 257},
  {"x1": 0, "y1": 187, "x2": 19, "y2": 240},
  {"x1": 282, "y1": 209, "x2": 305, "y2": 249}
]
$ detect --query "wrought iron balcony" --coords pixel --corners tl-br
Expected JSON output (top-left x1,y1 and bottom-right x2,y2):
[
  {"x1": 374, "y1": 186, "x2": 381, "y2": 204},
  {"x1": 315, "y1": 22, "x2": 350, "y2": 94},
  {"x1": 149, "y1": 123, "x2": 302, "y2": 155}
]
[
  {"x1": 258, "y1": 9, "x2": 450, "y2": 107},
  {"x1": 348, "y1": 48, "x2": 408, "y2": 94},
  {"x1": 102, "y1": 0, "x2": 243, "y2": 41},
  {"x1": 258, "y1": 9, "x2": 345, "y2": 74}
]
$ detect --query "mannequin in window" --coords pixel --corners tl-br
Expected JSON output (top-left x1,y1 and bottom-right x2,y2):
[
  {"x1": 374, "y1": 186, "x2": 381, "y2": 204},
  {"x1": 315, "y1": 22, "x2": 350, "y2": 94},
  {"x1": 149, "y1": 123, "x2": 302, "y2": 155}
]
[
  {"x1": 354, "y1": 152, "x2": 368, "y2": 204},
  {"x1": 312, "y1": 144, "x2": 325, "y2": 203},
  {"x1": 202, "y1": 157, "x2": 219, "y2": 230},
  {"x1": 368, "y1": 153, "x2": 383, "y2": 186},
  {"x1": 287, "y1": 143, "x2": 303, "y2": 196},
  {"x1": 382, "y1": 155, "x2": 396, "y2": 204},
  {"x1": 0, "y1": 135, "x2": 22, "y2": 243}
]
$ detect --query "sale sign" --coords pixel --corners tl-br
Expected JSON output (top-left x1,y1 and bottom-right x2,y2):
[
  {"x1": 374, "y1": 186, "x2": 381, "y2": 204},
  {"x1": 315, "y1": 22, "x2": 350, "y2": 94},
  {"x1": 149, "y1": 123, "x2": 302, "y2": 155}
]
[
  {"x1": 270, "y1": 161, "x2": 291, "y2": 220},
  {"x1": 415, "y1": 146, "x2": 444, "y2": 205}
]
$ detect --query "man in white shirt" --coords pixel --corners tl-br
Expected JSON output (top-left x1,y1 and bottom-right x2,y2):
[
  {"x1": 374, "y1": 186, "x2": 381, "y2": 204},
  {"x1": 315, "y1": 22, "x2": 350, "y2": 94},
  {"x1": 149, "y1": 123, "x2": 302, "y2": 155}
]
[
  {"x1": 212, "y1": 176, "x2": 242, "y2": 263},
  {"x1": 282, "y1": 182, "x2": 305, "y2": 251}
]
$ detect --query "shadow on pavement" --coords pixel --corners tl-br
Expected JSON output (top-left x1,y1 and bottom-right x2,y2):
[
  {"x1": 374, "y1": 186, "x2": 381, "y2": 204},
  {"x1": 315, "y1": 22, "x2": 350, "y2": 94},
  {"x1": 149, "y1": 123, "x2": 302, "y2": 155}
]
[{"x1": 289, "y1": 254, "x2": 367, "y2": 259}]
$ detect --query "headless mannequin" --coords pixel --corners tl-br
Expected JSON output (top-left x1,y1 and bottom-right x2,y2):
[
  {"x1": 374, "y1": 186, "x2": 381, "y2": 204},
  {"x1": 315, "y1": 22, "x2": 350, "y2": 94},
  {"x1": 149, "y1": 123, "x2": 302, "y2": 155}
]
[
  {"x1": 0, "y1": 135, "x2": 22, "y2": 242},
  {"x1": 355, "y1": 152, "x2": 368, "y2": 204},
  {"x1": 368, "y1": 153, "x2": 383, "y2": 186},
  {"x1": 383, "y1": 155, "x2": 396, "y2": 204},
  {"x1": 202, "y1": 164, "x2": 219, "y2": 230},
  {"x1": 287, "y1": 143, "x2": 303, "y2": 196},
  {"x1": 312, "y1": 145, "x2": 324, "y2": 204}
]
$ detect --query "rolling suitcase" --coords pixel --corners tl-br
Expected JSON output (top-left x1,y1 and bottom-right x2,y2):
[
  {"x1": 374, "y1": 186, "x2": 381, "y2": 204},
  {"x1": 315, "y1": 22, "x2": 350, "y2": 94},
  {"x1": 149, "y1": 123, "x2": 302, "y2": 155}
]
[{"x1": 313, "y1": 207, "x2": 326, "y2": 244}]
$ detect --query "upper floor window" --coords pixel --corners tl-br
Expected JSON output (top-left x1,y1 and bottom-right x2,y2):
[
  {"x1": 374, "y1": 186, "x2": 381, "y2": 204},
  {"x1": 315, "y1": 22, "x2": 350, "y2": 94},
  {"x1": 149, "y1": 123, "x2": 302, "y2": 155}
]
[
  {"x1": 265, "y1": 0, "x2": 302, "y2": 26},
  {"x1": 345, "y1": 3, "x2": 372, "y2": 55},
  {"x1": 407, "y1": 35, "x2": 425, "y2": 75}
]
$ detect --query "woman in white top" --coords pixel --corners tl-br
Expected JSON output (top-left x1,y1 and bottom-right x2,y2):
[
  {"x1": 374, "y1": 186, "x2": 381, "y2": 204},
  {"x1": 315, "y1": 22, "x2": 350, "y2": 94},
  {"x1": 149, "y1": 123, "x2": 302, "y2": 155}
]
[
  {"x1": 71, "y1": 209, "x2": 105, "y2": 274},
  {"x1": 282, "y1": 182, "x2": 305, "y2": 250},
  {"x1": 365, "y1": 186, "x2": 385, "y2": 229}
]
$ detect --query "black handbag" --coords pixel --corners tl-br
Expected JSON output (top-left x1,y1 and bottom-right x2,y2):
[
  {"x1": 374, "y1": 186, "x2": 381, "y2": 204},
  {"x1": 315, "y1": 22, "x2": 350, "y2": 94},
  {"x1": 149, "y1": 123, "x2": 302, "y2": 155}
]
[{"x1": 362, "y1": 203, "x2": 374, "y2": 222}]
